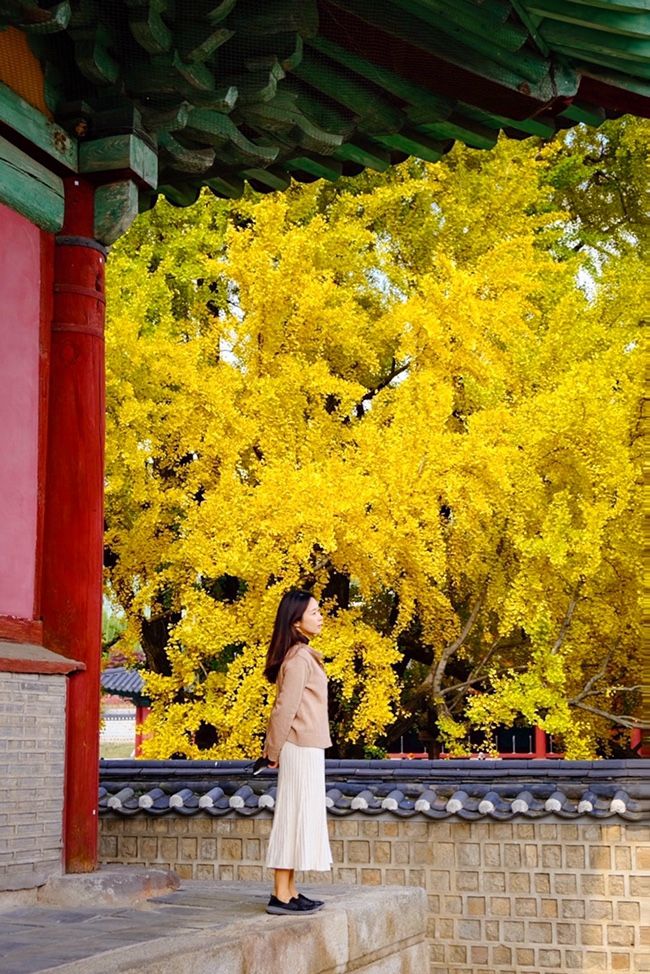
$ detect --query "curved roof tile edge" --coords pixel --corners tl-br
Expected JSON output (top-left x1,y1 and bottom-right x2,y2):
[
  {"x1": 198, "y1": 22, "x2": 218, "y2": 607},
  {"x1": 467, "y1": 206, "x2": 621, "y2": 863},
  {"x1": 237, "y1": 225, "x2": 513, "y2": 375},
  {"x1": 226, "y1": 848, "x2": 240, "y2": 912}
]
[{"x1": 98, "y1": 759, "x2": 650, "y2": 822}]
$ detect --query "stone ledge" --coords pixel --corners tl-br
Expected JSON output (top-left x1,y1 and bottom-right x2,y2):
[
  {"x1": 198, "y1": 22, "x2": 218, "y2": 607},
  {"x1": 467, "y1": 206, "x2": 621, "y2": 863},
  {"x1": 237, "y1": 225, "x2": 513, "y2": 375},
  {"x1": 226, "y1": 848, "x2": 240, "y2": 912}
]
[
  {"x1": 0, "y1": 868, "x2": 53, "y2": 895},
  {"x1": 0, "y1": 882, "x2": 427, "y2": 974},
  {"x1": 38, "y1": 866, "x2": 180, "y2": 908}
]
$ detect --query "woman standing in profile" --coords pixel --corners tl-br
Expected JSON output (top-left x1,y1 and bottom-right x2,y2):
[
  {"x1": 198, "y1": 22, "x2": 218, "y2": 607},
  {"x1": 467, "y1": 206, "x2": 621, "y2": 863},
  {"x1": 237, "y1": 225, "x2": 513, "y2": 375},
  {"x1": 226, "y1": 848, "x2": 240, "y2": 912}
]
[{"x1": 263, "y1": 589, "x2": 333, "y2": 915}]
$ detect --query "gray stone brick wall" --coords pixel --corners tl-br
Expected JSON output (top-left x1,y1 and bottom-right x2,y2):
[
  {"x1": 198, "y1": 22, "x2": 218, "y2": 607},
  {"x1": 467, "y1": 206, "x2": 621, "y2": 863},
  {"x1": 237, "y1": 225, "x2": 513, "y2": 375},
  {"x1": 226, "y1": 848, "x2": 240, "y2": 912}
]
[
  {"x1": 0, "y1": 672, "x2": 66, "y2": 889},
  {"x1": 100, "y1": 813, "x2": 650, "y2": 974}
]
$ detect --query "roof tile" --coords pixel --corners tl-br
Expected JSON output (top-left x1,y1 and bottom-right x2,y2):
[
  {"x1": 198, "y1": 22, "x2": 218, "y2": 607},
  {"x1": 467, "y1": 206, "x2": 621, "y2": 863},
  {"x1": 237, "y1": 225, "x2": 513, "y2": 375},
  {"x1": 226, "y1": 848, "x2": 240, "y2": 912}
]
[{"x1": 98, "y1": 758, "x2": 649, "y2": 822}]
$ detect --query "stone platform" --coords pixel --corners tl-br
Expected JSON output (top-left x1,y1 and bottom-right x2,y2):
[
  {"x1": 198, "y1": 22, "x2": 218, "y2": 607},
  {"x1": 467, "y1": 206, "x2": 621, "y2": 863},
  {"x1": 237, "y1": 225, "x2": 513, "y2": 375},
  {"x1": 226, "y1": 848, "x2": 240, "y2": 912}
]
[{"x1": 0, "y1": 876, "x2": 427, "y2": 974}]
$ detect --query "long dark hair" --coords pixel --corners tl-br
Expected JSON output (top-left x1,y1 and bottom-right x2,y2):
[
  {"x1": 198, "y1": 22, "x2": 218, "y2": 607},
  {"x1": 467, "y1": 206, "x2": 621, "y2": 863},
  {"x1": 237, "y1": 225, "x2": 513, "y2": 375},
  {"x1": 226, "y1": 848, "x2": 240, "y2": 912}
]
[{"x1": 264, "y1": 589, "x2": 312, "y2": 684}]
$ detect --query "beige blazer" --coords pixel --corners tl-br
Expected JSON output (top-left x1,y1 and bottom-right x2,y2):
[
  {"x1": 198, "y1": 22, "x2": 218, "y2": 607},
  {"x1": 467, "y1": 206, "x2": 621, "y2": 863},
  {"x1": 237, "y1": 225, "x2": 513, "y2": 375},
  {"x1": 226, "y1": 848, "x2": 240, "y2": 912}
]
[{"x1": 264, "y1": 643, "x2": 332, "y2": 763}]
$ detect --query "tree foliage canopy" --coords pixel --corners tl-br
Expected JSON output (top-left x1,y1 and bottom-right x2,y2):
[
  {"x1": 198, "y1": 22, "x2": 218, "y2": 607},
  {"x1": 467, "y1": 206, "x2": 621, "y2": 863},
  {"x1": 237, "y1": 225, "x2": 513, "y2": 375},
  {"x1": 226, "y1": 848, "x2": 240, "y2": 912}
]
[{"x1": 104, "y1": 117, "x2": 648, "y2": 759}]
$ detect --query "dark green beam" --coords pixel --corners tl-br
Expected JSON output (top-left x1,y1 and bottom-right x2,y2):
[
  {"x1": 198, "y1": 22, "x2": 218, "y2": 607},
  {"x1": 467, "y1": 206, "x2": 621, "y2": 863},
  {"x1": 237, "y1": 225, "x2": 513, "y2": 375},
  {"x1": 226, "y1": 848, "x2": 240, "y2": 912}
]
[
  {"x1": 390, "y1": 0, "x2": 530, "y2": 53},
  {"x1": 0, "y1": 133, "x2": 64, "y2": 231},
  {"x1": 0, "y1": 80, "x2": 77, "y2": 171},
  {"x1": 540, "y1": 19, "x2": 650, "y2": 62},
  {"x1": 328, "y1": 0, "x2": 577, "y2": 97},
  {"x1": 526, "y1": 0, "x2": 650, "y2": 37},
  {"x1": 292, "y1": 51, "x2": 406, "y2": 134},
  {"x1": 307, "y1": 35, "x2": 454, "y2": 118}
]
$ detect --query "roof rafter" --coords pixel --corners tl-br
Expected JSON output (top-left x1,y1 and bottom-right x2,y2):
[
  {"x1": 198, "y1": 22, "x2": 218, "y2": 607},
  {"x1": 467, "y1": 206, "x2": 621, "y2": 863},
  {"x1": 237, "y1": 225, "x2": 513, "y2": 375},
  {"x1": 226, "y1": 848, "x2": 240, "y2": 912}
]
[{"x1": 0, "y1": 0, "x2": 647, "y2": 208}]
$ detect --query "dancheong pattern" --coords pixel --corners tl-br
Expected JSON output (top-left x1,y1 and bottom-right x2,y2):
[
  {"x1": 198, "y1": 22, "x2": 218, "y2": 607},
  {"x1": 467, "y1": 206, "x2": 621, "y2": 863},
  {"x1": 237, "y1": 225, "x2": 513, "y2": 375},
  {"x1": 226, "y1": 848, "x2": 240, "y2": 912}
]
[{"x1": 1, "y1": 1, "x2": 649, "y2": 207}]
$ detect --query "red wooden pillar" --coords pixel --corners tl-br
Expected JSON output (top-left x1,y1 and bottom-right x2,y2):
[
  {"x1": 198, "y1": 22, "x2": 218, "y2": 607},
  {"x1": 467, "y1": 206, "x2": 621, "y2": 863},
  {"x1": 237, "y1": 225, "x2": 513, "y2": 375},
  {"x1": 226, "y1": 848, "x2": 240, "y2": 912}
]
[
  {"x1": 533, "y1": 726, "x2": 547, "y2": 759},
  {"x1": 135, "y1": 705, "x2": 151, "y2": 757},
  {"x1": 41, "y1": 178, "x2": 105, "y2": 872},
  {"x1": 631, "y1": 728, "x2": 650, "y2": 757}
]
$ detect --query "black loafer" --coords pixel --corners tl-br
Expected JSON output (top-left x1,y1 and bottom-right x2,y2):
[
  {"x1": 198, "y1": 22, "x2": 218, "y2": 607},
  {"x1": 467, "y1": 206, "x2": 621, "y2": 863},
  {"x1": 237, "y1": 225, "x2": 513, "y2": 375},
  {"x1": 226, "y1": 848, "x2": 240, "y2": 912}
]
[
  {"x1": 297, "y1": 893, "x2": 324, "y2": 909},
  {"x1": 266, "y1": 895, "x2": 319, "y2": 915}
]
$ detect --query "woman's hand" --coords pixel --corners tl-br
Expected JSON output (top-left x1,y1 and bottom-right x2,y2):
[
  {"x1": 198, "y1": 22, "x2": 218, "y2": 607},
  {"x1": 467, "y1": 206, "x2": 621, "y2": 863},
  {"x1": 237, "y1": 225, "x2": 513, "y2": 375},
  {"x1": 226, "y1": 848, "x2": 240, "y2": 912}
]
[{"x1": 268, "y1": 760, "x2": 279, "y2": 769}]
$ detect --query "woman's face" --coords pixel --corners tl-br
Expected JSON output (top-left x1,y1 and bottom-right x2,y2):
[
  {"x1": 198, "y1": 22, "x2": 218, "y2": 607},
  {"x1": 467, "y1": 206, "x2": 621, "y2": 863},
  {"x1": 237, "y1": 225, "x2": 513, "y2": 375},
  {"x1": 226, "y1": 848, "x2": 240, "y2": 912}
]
[{"x1": 298, "y1": 597, "x2": 323, "y2": 637}]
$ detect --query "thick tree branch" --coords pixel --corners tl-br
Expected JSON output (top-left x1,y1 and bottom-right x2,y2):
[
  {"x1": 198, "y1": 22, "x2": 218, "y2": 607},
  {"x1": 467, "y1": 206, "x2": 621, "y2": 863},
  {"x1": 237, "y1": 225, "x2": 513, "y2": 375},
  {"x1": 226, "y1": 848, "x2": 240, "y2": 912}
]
[
  {"x1": 444, "y1": 640, "x2": 502, "y2": 710},
  {"x1": 443, "y1": 663, "x2": 530, "y2": 715},
  {"x1": 439, "y1": 674, "x2": 489, "y2": 697},
  {"x1": 407, "y1": 584, "x2": 488, "y2": 724},
  {"x1": 570, "y1": 651, "x2": 613, "y2": 705},
  {"x1": 355, "y1": 359, "x2": 410, "y2": 418},
  {"x1": 429, "y1": 585, "x2": 487, "y2": 697},
  {"x1": 571, "y1": 701, "x2": 650, "y2": 730},
  {"x1": 550, "y1": 580, "x2": 584, "y2": 655}
]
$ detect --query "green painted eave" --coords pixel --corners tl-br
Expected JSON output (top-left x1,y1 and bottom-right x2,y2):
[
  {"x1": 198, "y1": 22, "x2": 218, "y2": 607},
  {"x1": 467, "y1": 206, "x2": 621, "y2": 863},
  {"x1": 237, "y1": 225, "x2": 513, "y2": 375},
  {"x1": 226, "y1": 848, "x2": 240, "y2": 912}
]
[{"x1": 0, "y1": 0, "x2": 648, "y2": 208}]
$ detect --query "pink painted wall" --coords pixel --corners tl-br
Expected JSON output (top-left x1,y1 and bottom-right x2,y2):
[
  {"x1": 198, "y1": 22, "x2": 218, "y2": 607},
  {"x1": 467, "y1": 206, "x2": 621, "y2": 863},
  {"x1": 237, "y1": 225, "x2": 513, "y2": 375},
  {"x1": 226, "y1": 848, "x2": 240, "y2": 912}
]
[{"x1": 0, "y1": 203, "x2": 41, "y2": 618}]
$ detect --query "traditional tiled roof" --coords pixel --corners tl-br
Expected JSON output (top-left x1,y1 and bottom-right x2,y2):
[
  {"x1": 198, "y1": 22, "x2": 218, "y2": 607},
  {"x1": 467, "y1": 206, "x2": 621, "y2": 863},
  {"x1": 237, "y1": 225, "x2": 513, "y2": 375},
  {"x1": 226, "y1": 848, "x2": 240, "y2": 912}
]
[
  {"x1": 2, "y1": 1, "x2": 649, "y2": 207},
  {"x1": 101, "y1": 667, "x2": 148, "y2": 705},
  {"x1": 100, "y1": 758, "x2": 650, "y2": 822}
]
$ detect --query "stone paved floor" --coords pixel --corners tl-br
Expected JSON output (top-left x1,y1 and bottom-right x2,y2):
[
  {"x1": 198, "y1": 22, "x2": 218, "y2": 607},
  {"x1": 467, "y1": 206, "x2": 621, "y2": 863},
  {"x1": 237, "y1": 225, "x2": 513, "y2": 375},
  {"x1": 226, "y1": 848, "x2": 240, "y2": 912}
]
[{"x1": 0, "y1": 881, "x2": 345, "y2": 974}]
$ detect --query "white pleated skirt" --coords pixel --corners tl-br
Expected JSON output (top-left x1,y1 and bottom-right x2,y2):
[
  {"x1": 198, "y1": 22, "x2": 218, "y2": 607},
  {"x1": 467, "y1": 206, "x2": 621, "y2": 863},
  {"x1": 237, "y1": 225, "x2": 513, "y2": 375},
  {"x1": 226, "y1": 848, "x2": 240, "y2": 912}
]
[{"x1": 265, "y1": 741, "x2": 333, "y2": 872}]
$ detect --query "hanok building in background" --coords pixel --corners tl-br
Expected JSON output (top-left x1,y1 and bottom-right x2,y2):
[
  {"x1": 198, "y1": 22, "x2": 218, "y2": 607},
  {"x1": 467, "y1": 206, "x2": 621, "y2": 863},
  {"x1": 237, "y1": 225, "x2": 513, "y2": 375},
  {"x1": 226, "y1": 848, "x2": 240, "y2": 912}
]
[
  {"x1": 0, "y1": 0, "x2": 648, "y2": 894},
  {"x1": 100, "y1": 667, "x2": 150, "y2": 758}
]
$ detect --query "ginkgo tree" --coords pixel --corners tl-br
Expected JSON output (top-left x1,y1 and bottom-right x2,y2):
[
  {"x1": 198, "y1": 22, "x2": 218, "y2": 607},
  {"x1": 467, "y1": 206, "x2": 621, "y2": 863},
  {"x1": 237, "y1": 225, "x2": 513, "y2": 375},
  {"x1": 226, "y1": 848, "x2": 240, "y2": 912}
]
[{"x1": 104, "y1": 117, "x2": 647, "y2": 760}]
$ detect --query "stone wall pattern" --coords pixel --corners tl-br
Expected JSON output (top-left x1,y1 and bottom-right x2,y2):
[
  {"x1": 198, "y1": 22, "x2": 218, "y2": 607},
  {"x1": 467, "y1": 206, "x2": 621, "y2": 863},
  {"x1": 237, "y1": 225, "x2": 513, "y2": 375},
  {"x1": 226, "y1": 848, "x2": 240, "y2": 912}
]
[
  {"x1": 0, "y1": 672, "x2": 66, "y2": 889},
  {"x1": 100, "y1": 813, "x2": 650, "y2": 974}
]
